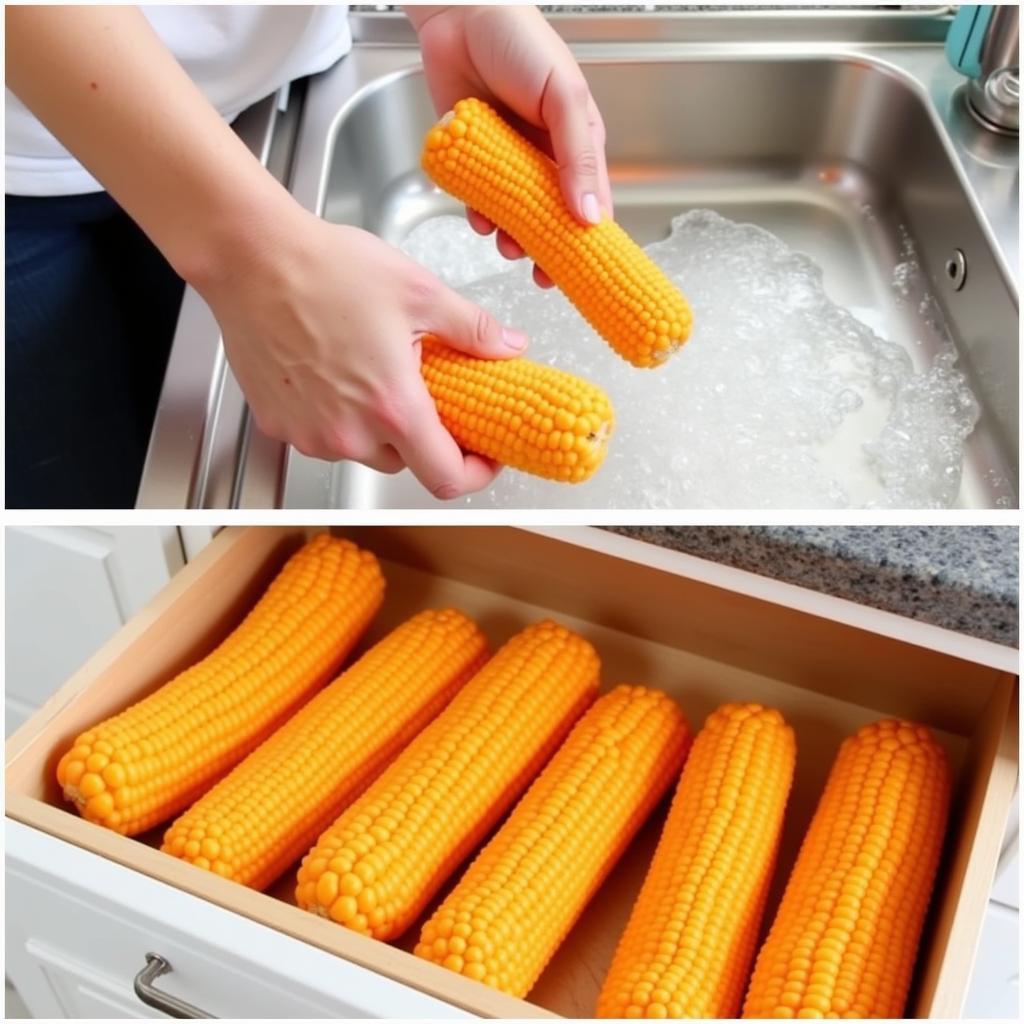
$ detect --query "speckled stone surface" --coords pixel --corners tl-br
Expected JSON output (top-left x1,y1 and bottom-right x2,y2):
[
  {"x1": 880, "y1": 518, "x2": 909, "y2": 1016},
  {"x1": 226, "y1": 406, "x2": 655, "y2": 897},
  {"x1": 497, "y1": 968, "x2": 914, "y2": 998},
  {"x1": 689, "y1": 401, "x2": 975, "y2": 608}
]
[
  {"x1": 356, "y1": 5, "x2": 895, "y2": 11},
  {"x1": 604, "y1": 527, "x2": 1019, "y2": 646}
]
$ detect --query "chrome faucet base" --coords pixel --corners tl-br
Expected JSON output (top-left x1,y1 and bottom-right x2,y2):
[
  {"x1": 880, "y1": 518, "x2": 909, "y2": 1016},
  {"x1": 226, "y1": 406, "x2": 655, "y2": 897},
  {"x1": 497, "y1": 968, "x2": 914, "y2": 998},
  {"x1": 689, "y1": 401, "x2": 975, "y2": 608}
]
[{"x1": 968, "y1": 70, "x2": 1021, "y2": 135}]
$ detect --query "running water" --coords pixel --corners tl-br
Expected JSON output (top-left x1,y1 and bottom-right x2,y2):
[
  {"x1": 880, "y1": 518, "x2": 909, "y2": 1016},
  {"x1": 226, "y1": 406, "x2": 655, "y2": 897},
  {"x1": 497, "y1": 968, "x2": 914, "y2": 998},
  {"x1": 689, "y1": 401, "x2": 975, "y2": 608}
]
[{"x1": 401, "y1": 210, "x2": 979, "y2": 508}]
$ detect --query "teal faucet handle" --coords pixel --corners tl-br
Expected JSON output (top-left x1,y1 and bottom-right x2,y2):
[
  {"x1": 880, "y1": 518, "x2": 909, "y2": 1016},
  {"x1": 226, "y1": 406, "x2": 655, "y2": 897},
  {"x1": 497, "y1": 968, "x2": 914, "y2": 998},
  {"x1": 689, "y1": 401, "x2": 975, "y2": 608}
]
[{"x1": 946, "y1": 5, "x2": 994, "y2": 79}]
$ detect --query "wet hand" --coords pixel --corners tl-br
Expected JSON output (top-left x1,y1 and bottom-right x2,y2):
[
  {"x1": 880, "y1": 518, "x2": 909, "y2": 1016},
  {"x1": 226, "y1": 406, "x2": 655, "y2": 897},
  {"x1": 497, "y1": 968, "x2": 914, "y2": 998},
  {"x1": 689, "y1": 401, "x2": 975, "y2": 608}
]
[
  {"x1": 410, "y1": 4, "x2": 612, "y2": 288},
  {"x1": 198, "y1": 207, "x2": 528, "y2": 498}
]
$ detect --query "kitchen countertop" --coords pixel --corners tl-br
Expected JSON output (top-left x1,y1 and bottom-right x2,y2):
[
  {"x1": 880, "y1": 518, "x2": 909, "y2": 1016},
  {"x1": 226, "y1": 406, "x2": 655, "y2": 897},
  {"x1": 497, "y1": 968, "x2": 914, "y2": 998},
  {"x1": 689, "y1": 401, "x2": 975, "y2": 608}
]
[
  {"x1": 355, "y1": 5, "x2": 902, "y2": 11},
  {"x1": 604, "y1": 527, "x2": 1019, "y2": 646}
]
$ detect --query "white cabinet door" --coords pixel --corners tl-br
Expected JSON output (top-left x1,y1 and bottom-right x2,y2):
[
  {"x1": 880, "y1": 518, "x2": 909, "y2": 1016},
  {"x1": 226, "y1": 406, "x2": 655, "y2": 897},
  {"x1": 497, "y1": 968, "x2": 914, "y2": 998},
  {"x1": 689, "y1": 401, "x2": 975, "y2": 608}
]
[
  {"x1": 989, "y1": 790, "x2": 1019, "y2": 910},
  {"x1": 6, "y1": 821, "x2": 468, "y2": 1019},
  {"x1": 963, "y1": 901, "x2": 1020, "y2": 1019},
  {"x1": 5, "y1": 526, "x2": 184, "y2": 737}
]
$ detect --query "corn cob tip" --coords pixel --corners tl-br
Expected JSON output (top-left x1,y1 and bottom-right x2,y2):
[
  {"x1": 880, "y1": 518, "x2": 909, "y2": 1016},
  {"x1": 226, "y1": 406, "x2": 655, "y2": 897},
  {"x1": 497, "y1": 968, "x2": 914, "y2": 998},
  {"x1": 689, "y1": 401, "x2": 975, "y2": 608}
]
[{"x1": 850, "y1": 717, "x2": 948, "y2": 753}]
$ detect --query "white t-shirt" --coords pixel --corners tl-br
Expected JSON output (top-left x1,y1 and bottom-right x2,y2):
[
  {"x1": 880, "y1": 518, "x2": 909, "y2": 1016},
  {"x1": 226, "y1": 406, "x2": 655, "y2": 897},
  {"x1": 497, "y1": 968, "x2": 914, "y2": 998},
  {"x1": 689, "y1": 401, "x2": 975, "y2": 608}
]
[{"x1": 5, "y1": 4, "x2": 352, "y2": 196}]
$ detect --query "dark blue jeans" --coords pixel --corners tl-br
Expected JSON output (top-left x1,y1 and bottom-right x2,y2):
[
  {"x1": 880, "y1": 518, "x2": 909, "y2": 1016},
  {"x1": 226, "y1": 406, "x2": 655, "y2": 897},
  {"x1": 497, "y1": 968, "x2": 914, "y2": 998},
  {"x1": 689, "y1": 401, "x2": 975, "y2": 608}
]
[{"x1": 6, "y1": 192, "x2": 185, "y2": 508}]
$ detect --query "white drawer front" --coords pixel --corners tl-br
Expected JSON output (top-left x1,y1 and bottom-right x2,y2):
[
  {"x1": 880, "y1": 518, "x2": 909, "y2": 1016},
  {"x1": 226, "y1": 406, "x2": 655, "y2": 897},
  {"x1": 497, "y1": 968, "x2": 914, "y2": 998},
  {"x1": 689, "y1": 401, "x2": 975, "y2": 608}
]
[
  {"x1": 20, "y1": 940, "x2": 156, "y2": 1019},
  {"x1": 6, "y1": 820, "x2": 470, "y2": 1019}
]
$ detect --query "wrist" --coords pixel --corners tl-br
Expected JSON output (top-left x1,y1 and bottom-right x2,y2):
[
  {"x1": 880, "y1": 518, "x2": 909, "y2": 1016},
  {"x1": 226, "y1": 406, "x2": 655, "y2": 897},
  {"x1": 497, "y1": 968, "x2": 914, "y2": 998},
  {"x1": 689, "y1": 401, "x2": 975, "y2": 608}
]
[{"x1": 167, "y1": 175, "x2": 306, "y2": 297}]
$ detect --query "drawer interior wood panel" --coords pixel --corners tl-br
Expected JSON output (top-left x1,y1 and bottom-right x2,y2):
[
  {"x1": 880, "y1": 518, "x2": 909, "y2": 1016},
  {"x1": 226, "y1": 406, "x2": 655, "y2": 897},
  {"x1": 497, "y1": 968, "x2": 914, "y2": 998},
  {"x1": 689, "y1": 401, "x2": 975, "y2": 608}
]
[{"x1": 6, "y1": 526, "x2": 1018, "y2": 1018}]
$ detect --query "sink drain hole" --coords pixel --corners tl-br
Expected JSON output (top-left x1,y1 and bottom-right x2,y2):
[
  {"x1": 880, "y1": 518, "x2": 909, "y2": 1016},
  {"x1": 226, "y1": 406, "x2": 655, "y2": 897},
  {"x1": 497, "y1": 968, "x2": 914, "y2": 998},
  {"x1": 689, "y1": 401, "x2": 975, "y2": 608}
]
[{"x1": 945, "y1": 249, "x2": 967, "y2": 291}]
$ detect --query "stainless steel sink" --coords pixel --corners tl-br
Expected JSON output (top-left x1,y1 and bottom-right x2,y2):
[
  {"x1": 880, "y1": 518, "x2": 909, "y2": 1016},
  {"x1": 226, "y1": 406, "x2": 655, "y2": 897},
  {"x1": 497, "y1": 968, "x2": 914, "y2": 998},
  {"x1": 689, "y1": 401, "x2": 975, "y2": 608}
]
[{"x1": 139, "y1": 9, "x2": 1019, "y2": 509}]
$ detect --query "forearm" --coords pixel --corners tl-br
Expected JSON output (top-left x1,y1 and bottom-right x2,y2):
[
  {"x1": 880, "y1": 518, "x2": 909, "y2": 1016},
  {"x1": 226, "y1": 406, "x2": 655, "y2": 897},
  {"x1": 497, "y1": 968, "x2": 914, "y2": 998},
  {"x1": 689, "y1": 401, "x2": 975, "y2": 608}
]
[{"x1": 5, "y1": 4, "x2": 295, "y2": 287}]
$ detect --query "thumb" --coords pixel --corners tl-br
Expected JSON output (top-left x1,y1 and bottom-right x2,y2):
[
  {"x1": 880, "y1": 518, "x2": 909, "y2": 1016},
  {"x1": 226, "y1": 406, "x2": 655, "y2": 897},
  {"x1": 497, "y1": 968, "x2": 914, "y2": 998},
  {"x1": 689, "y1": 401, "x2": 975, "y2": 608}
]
[{"x1": 424, "y1": 285, "x2": 528, "y2": 360}]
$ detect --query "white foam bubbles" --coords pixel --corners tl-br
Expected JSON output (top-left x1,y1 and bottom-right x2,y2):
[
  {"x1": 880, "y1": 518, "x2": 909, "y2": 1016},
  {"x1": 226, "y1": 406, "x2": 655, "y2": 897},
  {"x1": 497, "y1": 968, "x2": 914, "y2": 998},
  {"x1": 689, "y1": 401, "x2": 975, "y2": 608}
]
[{"x1": 400, "y1": 214, "x2": 511, "y2": 288}]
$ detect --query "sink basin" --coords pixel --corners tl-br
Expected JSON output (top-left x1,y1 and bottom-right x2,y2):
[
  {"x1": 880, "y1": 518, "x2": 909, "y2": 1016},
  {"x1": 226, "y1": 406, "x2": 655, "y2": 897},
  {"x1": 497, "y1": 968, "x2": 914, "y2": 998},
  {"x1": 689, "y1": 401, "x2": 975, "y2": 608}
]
[
  {"x1": 139, "y1": 11, "x2": 1018, "y2": 508},
  {"x1": 287, "y1": 40, "x2": 1017, "y2": 509}
]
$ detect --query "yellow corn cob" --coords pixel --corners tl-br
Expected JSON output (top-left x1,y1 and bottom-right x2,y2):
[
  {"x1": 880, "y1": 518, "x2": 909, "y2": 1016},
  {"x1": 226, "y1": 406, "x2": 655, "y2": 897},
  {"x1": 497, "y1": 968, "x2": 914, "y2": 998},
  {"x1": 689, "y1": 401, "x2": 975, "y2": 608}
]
[
  {"x1": 598, "y1": 703, "x2": 796, "y2": 1019},
  {"x1": 742, "y1": 719, "x2": 951, "y2": 1019},
  {"x1": 296, "y1": 619, "x2": 600, "y2": 940},
  {"x1": 415, "y1": 685, "x2": 692, "y2": 997},
  {"x1": 161, "y1": 609, "x2": 488, "y2": 889},
  {"x1": 421, "y1": 335, "x2": 613, "y2": 483},
  {"x1": 422, "y1": 97, "x2": 693, "y2": 368},
  {"x1": 56, "y1": 535, "x2": 384, "y2": 835}
]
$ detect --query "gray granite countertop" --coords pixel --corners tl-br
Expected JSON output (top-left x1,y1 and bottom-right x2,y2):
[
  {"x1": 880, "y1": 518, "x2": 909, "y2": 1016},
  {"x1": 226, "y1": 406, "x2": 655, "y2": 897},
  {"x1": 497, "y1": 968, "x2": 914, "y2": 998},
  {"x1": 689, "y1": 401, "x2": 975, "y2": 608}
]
[
  {"x1": 356, "y1": 5, "x2": 900, "y2": 11},
  {"x1": 604, "y1": 527, "x2": 1019, "y2": 647}
]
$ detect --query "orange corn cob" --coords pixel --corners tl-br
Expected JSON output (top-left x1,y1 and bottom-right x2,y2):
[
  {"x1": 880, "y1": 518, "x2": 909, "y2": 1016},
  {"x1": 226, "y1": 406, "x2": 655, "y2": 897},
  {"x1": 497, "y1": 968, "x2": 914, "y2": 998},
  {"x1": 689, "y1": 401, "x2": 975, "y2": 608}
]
[
  {"x1": 742, "y1": 719, "x2": 951, "y2": 1019},
  {"x1": 161, "y1": 609, "x2": 488, "y2": 889},
  {"x1": 56, "y1": 535, "x2": 384, "y2": 835},
  {"x1": 422, "y1": 97, "x2": 693, "y2": 368},
  {"x1": 296, "y1": 619, "x2": 600, "y2": 940},
  {"x1": 598, "y1": 703, "x2": 796, "y2": 1019},
  {"x1": 421, "y1": 335, "x2": 613, "y2": 483},
  {"x1": 415, "y1": 685, "x2": 692, "y2": 997}
]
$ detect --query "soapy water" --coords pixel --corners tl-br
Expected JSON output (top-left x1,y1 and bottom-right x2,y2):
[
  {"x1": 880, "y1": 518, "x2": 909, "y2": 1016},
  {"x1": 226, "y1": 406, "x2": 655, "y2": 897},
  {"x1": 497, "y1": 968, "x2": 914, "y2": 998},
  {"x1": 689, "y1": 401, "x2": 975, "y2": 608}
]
[
  {"x1": 400, "y1": 211, "x2": 979, "y2": 509},
  {"x1": 400, "y1": 213, "x2": 511, "y2": 288}
]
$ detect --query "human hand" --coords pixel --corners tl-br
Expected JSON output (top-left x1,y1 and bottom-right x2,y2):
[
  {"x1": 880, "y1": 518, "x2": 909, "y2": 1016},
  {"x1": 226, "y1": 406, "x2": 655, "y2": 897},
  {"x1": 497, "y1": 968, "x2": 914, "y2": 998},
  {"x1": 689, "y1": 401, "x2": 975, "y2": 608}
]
[
  {"x1": 407, "y1": 4, "x2": 612, "y2": 288},
  {"x1": 197, "y1": 205, "x2": 528, "y2": 498}
]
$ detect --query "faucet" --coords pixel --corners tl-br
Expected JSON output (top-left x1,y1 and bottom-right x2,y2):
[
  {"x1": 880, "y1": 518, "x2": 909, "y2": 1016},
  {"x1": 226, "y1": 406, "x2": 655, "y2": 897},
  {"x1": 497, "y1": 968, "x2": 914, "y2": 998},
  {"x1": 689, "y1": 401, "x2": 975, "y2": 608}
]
[{"x1": 946, "y1": 5, "x2": 1020, "y2": 133}]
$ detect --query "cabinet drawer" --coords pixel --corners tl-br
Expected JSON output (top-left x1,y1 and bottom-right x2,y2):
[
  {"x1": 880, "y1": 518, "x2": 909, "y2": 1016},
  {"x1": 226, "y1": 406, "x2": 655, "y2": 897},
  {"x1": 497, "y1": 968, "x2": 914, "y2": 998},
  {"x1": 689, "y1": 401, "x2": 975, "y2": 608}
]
[
  {"x1": 6, "y1": 819, "x2": 460, "y2": 1018},
  {"x1": 6, "y1": 526, "x2": 1018, "y2": 1018}
]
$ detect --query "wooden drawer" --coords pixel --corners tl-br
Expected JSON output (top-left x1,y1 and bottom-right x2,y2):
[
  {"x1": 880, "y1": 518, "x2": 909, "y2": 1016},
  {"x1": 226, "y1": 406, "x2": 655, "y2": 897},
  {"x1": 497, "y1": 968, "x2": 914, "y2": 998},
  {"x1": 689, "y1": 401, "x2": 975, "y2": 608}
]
[{"x1": 6, "y1": 526, "x2": 1018, "y2": 1018}]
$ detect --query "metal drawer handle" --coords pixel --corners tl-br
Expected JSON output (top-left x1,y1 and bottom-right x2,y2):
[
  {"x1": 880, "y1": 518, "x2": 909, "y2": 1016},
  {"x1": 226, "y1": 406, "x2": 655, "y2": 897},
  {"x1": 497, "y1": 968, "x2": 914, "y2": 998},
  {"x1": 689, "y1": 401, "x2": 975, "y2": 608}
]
[{"x1": 134, "y1": 953, "x2": 213, "y2": 1019}]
